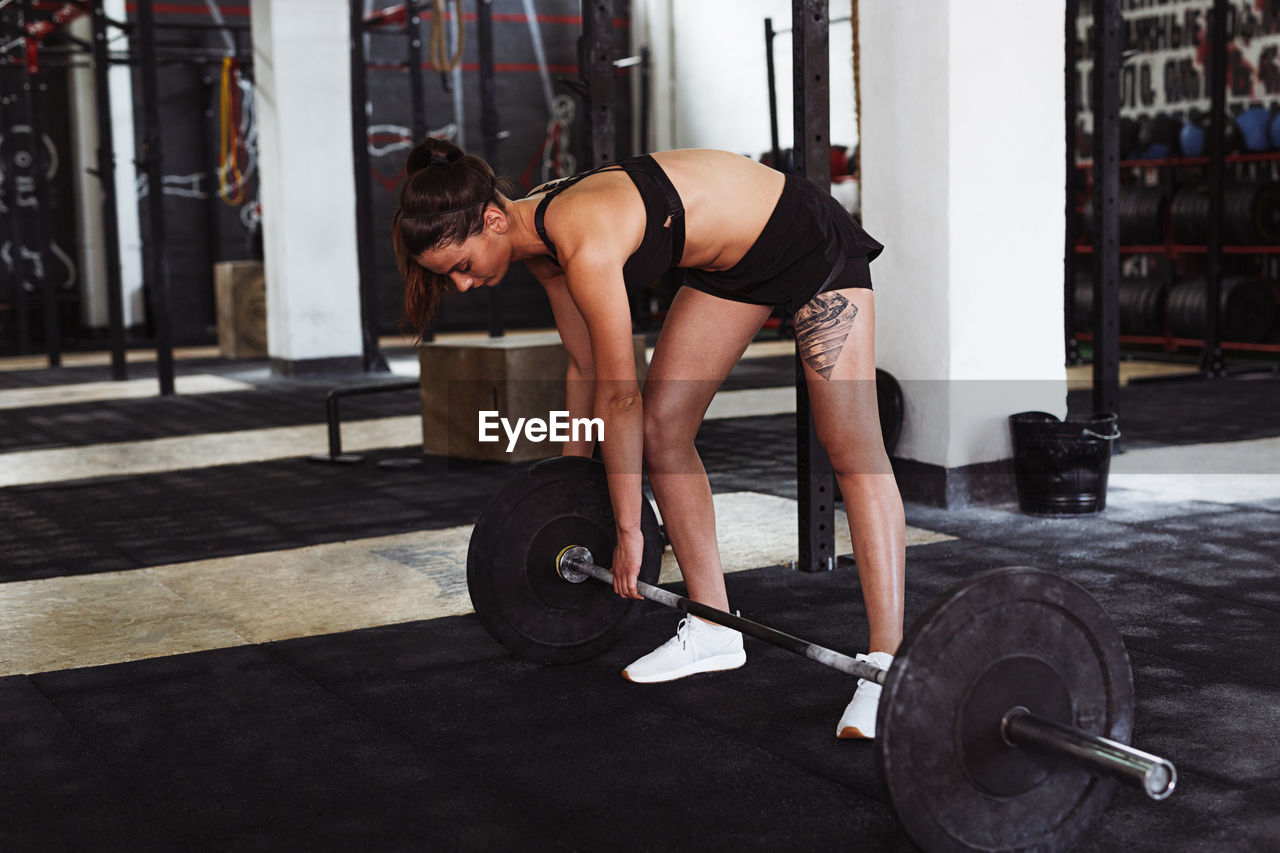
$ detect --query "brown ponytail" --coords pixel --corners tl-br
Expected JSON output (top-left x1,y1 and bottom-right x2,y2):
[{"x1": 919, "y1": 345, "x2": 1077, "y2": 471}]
[{"x1": 393, "y1": 137, "x2": 509, "y2": 337}]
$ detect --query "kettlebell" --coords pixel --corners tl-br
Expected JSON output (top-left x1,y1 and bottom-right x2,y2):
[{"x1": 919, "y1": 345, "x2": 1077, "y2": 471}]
[
  {"x1": 1179, "y1": 112, "x2": 1206, "y2": 157},
  {"x1": 1236, "y1": 104, "x2": 1272, "y2": 152}
]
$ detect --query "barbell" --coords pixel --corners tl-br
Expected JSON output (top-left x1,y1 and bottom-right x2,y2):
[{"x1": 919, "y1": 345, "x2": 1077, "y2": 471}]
[{"x1": 466, "y1": 456, "x2": 1176, "y2": 853}]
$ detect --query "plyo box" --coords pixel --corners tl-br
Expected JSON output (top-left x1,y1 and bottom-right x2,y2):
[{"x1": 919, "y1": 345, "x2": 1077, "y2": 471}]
[
  {"x1": 418, "y1": 331, "x2": 648, "y2": 462},
  {"x1": 214, "y1": 261, "x2": 267, "y2": 359}
]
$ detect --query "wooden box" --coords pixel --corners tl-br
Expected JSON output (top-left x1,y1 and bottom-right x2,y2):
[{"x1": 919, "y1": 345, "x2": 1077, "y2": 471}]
[
  {"x1": 418, "y1": 331, "x2": 648, "y2": 462},
  {"x1": 214, "y1": 261, "x2": 267, "y2": 359}
]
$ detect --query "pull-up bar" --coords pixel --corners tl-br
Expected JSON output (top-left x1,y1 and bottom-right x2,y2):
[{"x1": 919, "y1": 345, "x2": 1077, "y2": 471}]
[{"x1": 768, "y1": 14, "x2": 851, "y2": 37}]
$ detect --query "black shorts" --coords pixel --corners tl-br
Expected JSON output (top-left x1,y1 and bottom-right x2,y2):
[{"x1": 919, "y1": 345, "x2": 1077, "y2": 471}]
[{"x1": 683, "y1": 173, "x2": 883, "y2": 316}]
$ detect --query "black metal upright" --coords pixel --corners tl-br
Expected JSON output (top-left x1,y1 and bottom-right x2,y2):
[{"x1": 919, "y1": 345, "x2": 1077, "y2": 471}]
[
  {"x1": 764, "y1": 17, "x2": 782, "y2": 170},
  {"x1": 200, "y1": 74, "x2": 223, "y2": 272},
  {"x1": 406, "y1": 0, "x2": 427, "y2": 142},
  {"x1": 580, "y1": 0, "x2": 615, "y2": 168},
  {"x1": 18, "y1": 0, "x2": 59, "y2": 367},
  {"x1": 477, "y1": 0, "x2": 504, "y2": 336},
  {"x1": 637, "y1": 44, "x2": 651, "y2": 155},
  {"x1": 792, "y1": 0, "x2": 834, "y2": 573},
  {"x1": 1201, "y1": 0, "x2": 1228, "y2": 377},
  {"x1": 134, "y1": 0, "x2": 176, "y2": 391},
  {"x1": 1064, "y1": 0, "x2": 1080, "y2": 367},
  {"x1": 1090, "y1": 0, "x2": 1121, "y2": 417},
  {"x1": 91, "y1": 0, "x2": 128, "y2": 380},
  {"x1": 0, "y1": 9, "x2": 33, "y2": 356},
  {"x1": 349, "y1": 0, "x2": 387, "y2": 371},
  {"x1": 136, "y1": 0, "x2": 176, "y2": 395},
  {"x1": 477, "y1": 0, "x2": 499, "y2": 166}
]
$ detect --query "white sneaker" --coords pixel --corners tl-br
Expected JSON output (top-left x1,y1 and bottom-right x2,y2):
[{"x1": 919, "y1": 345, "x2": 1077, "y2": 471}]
[
  {"x1": 622, "y1": 617, "x2": 746, "y2": 683},
  {"x1": 836, "y1": 651, "x2": 894, "y2": 739}
]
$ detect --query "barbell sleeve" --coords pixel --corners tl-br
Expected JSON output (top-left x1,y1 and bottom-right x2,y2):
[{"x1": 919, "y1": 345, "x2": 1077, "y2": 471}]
[
  {"x1": 1002, "y1": 707, "x2": 1177, "y2": 801},
  {"x1": 559, "y1": 547, "x2": 887, "y2": 686}
]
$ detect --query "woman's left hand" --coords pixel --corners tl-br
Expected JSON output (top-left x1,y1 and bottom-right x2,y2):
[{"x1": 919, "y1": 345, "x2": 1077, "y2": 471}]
[{"x1": 611, "y1": 527, "x2": 646, "y2": 599}]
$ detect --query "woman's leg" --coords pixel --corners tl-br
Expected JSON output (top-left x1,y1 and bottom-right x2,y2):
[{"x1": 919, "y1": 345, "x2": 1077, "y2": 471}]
[
  {"x1": 643, "y1": 286, "x2": 773, "y2": 611},
  {"x1": 795, "y1": 288, "x2": 905, "y2": 654}
]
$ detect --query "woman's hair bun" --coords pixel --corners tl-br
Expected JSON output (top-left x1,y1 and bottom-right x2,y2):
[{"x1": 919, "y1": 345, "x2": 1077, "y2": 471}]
[{"x1": 406, "y1": 137, "x2": 465, "y2": 175}]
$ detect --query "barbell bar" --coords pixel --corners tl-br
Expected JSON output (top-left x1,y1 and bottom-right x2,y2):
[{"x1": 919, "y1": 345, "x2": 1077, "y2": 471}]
[
  {"x1": 557, "y1": 544, "x2": 1175, "y2": 802},
  {"x1": 556, "y1": 544, "x2": 888, "y2": 683}
]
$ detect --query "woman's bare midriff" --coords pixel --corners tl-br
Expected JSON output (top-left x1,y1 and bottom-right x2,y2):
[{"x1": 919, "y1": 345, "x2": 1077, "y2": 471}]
[{"x1": 649, "y1": 149, "x2": 786, "y2": 270}]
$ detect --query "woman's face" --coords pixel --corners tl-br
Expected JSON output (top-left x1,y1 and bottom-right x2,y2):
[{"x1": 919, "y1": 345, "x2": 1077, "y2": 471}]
[{"x1": 415, "y1": 224, "x2": 509, "y2": 293}]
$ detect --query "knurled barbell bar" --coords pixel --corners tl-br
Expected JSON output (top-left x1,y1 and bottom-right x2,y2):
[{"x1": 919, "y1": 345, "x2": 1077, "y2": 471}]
[
  {"x1": 465, "y1": 456, "x2": 1177, "y2": 853},
  {"x1": 556, "y1": 545, "x2": 1174, "y2": 800}
]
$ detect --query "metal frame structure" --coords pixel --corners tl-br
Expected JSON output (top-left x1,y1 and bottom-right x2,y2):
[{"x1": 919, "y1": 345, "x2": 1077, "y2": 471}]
[
  {"x1": 1199, "y1": 0, "x2": 1228, "y2": 378},
  {"x1": 1090, "y1": 0, "x2": 1122, "y2": 417},
  {"x1": 89, "y1": 0, "x2": 125, "y2": 379},
  {"x1": 763, "y1": 17, "x2": 782, "y2": 170},
  {"x1": 349, "y1": 0, "x2": 388, "y2": 370},
  {"x1": 762, "y1": 12, "x2": 853, "y2": 173},
  {"x1": 1063, "y1": 0, "x2": 1081, "y2": 368},
  {"x1": 0, "y1": 63, "x2": 29, "y2": 354},
  {"x1": 1, "y1": 0, "x2": 61, "y2": 366},
  {"x1": 477, "y1": 0, "x2": 504, "y2": 337},
  {"x1": 580, "y1": 0, "x2": 616, "y2": 169},
  {"x1": 356, "y1": 0, "x2": 506, "y2": 344},
  {"x1": 760, "y1": 6, "x2": 858, "y2": 569},
  {"x1": 1, "y1": 0, "x2": 256, "y2": 390},
  {"x1": 134, "y1": 0, "x2": 175, "y2": 394},
  {"x1": 791, "y1": 0, "x2": 835, "y2": 572},
  {"x1": 1071, "y1": 0, "x2": 1274, "y2": 389}
]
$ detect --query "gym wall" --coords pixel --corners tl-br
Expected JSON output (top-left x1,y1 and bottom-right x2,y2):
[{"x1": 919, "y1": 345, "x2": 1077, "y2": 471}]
[
  {"x1": 2, "y1": 1, "x2": 635, "y2": 354},
  {"x1": 363, "y1": 0, "x2": 634, "y2": 334},
  {"x1": 632, "y1": 0, "x2": 858, "y2": 156}
]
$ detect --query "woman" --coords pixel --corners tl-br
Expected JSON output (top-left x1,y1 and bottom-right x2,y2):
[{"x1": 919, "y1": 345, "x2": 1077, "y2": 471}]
[{"x1": 394, "y1": 139, "x2": 905, "y2": 739}]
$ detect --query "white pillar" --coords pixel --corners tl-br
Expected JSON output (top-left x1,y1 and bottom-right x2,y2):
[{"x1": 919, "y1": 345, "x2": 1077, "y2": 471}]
[
  {"x1": 251, "y1": 0, "x2": 364, "y2": 373},
  {"x1": 66, "y1": 3, "x2": 146, "y2": 331},
  {"x1": 860, "y1": 0, "x2": 1067, "y2": 506},
  {"x1": 66, "y1": 15, "x2": 107, "y2": 330}
]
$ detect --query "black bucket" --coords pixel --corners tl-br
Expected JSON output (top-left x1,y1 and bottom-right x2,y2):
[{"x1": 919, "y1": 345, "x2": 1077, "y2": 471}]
[{"x1": 1009, "y1": 412, "x2": 1120, "y2": 516}]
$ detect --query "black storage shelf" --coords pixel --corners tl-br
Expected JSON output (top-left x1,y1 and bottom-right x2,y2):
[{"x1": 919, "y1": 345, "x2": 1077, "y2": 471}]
[{"x1": 1071, "y1": 144, "x2": 1280, "y2": 357}]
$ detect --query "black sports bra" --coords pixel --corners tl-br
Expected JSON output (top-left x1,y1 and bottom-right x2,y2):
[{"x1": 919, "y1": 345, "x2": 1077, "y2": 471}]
[{"x1": 533, "y1": 155, "x2": 686, "y2": 288}]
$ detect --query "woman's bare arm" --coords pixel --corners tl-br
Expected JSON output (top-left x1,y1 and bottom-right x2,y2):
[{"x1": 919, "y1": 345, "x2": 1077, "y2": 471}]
[{"x1": 527, "y1": 255, "x2": 596, "y2": 457}]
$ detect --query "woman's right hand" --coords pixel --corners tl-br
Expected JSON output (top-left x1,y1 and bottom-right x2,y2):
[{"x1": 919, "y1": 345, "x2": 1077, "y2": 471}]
[{"x1": 611, "y1": 527, "x2": 646, "y2": 600}]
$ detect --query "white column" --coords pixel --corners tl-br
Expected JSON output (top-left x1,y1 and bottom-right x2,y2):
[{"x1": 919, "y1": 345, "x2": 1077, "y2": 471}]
[
  {"x1": 860, "y1": 0, "x2": 1067, "y2": 504},
  {"x1": 251, "y1": 0, "x2": 363, "y2": 372},
  {"x1": 66, "y1": 3, "x2": 146, "y2": 330},
  {"x1": 66, "y1": 15, "x2": 107, "y2": 329}
]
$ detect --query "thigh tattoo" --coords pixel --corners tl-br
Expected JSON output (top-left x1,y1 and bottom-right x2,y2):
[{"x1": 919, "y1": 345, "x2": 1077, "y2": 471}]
[{"x1": 794, "y1": 292, "x2": 858, "y2": 380}]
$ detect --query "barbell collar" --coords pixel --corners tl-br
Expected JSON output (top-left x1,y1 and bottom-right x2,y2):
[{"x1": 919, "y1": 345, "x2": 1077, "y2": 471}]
[
  {"x1": 1001, "y1": 706, "x2": 1177, "y2": 801},
  {"x1": 558, "y1": 548, "x2": 887, "y2": 686}
]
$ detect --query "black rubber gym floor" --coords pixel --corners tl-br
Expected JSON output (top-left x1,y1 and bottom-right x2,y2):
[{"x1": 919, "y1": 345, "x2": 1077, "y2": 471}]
[{"x1": 3, "y1": 355, "x2": 1279, "y2": 850}]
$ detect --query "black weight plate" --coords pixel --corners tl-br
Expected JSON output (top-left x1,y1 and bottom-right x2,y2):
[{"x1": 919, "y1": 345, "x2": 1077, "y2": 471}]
[
  {"x1": 1225, "y1": 186, "x2": 1254, "y2": 246},
  {"x1": 876, "y1": 368, "x2": 904, "y2": 457},
  {"x1": 1252, "y1": 183, "x2": 1280, "y2": 244},
  {"x1": 1117, "y1": 187, "x2": 1138, "y2": 244},
  {"x1": 467, "y1": 456, "x2": 664, "y2": 664},
  {"x1": 1170, "y1": 188, "x2": 1209, "y2": 245},
  {"x1": 1119, "y1": 279, "x2": 1167, "y2": 337},
  {"x1": 1222, "y1": 277, "x2": 1276, "y2": 343},
  {"x1": 876, "y1": 567, "x2": 1134, "y2": 853},
  {"x1": 1071, "y1": 273, "x2": 1092, "y2": 335},
  {"x1": 1135, "y1": 188, "x2": 1165, "y2": 245},
  {"x1": 1167, "y1": 279, "x2": 1201, "y2": 339}
]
